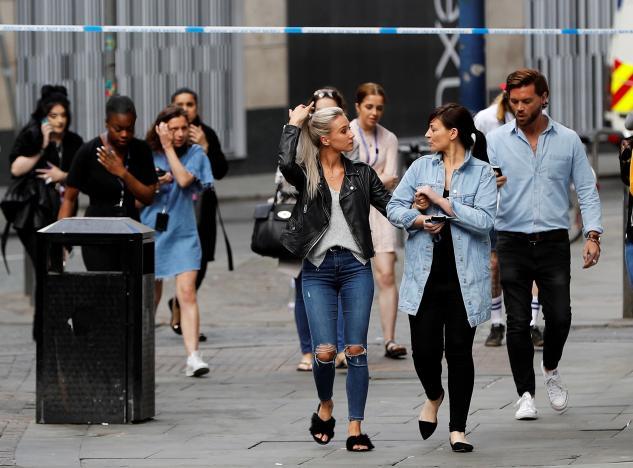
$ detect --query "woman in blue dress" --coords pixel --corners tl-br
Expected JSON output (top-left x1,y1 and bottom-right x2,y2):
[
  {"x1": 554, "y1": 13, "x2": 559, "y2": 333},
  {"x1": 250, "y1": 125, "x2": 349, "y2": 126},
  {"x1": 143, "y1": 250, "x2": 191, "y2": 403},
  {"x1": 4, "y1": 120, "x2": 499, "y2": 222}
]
[{"x1": 142, "y1": 106, "x2": 213, "y2": 377}]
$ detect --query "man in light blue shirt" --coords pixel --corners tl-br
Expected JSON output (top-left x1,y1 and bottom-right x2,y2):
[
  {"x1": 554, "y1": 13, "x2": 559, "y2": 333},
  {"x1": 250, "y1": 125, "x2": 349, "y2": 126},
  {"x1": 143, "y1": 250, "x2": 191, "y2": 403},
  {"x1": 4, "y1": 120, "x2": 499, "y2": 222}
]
[{"x1": 487, "y1": 69, "x2": 603, "y2": 421}]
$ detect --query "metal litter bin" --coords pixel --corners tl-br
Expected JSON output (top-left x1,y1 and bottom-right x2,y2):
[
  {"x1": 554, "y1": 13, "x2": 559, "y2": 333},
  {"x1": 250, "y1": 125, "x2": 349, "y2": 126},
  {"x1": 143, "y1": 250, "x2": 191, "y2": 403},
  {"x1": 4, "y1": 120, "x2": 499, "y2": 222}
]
[{"x1": 35, "y1": 217, "x2": 155, "y2": 424}]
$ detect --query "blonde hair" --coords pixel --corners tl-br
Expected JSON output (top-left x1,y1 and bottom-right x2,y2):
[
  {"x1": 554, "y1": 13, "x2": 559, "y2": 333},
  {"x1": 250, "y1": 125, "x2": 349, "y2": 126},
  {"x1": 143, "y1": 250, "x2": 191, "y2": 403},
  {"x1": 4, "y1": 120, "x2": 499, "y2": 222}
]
[{"x1": 296, "y1": 107, "x2": 345, "y2": 200}]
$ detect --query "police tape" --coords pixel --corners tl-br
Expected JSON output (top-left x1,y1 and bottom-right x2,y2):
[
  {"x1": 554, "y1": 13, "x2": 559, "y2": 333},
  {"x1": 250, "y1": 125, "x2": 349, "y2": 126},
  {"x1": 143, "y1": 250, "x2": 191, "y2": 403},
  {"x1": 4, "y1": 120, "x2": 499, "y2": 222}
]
[{"x1": 1, "y1": 25, "x2": 633, "y2": 35}]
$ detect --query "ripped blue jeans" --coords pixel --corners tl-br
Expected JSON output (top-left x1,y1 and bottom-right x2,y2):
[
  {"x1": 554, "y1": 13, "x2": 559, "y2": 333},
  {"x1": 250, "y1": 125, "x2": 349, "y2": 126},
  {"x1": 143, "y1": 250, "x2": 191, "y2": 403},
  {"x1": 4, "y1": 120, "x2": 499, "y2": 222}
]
[{"x1": 302, "y1": 248, "x2": 374, "y2": 421}]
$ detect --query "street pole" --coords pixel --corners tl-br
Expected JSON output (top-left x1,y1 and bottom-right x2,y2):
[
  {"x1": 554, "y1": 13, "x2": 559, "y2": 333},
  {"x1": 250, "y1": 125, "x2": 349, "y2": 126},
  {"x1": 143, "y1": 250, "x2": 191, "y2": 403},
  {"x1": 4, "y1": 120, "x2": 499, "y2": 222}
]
[
  {"x1": 104, "y1": 0, "x2": 117, "y2": 97},
  {"x1": 458, "y1": 0, "x2": 486, "y2": 112}
]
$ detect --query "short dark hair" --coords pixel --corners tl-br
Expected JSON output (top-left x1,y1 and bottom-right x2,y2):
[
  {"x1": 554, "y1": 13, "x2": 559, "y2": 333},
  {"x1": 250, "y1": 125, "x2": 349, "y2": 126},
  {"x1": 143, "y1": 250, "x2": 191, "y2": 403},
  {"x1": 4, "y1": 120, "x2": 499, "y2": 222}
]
[
  {"x1": 505, "y1": 68, "x2": 549, "y2": 97},
  {"x1": 171, "y1": 87, "x2": 198, "y2": 104},
  {"x1": 106, "y1": 95, "x2": 137, "y2": 120},
  {"x1": 146, "y1": 105, "x2": 189, "y2": 152}
]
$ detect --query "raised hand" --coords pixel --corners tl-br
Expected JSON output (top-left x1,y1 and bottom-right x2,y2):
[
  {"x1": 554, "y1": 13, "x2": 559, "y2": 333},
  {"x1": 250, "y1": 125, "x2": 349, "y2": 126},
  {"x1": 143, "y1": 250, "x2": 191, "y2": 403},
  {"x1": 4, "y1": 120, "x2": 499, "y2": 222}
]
[
  {"x1": 96, "y1": 146, "x2": 126, "y2": 178},
  {"x1": 156, "y1": 122, "x2": 174, "y2": 150},
  {"x1": 288, "y1": 102, "x2": 314, "y2": 127}
]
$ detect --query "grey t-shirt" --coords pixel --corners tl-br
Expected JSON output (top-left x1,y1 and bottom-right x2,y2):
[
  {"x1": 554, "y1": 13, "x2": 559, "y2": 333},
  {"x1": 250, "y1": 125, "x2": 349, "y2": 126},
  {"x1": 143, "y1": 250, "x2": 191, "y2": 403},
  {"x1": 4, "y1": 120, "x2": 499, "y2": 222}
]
[{"x1": 307, "y1": 188, "x2": 367, "y2": 267}]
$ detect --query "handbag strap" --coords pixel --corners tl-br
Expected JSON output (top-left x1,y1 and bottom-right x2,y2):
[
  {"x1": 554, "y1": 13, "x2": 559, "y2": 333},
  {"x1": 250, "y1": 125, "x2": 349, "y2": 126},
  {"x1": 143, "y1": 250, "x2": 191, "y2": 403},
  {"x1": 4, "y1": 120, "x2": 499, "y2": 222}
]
[
  {"x1": 214, "y1": 191, "x2": 234, "y2": 272},
  {"x1": 1, "y1": 221, "x2": 11, "y2": 274}
]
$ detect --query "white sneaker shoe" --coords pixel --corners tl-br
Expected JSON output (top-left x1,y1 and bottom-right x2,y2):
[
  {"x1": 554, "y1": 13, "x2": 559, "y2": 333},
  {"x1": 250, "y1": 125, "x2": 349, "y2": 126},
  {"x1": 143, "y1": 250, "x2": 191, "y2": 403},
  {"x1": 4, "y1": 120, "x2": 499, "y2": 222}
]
[
  {"x1": 514, "y1": 391, "x2": 538, "y2": 420},
  {"x1": 541, "y1": 361, "x2": 568, "y2": 412},
  {"x1": 186, "y1": 351, "x2": 210, "y2": 377}
]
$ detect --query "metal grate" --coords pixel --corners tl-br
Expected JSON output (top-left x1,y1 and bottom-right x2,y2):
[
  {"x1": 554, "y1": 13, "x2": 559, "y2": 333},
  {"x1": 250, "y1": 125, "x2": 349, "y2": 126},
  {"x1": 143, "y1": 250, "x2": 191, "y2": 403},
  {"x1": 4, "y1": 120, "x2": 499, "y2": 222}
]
[
  {"x1": 16, "y1": 0, "x2": 244, "y2": 157},
  {"x1": 524, "y1": 0, "x2": 619, "y2": 133}
]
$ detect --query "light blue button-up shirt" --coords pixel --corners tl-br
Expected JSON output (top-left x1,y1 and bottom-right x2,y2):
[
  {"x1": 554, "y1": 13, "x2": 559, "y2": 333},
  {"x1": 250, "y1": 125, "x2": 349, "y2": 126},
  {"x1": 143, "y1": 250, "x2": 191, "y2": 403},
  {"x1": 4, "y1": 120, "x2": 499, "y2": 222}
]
[{"x1": 487, "y1": 118, "x2": 603, "y2": 235}]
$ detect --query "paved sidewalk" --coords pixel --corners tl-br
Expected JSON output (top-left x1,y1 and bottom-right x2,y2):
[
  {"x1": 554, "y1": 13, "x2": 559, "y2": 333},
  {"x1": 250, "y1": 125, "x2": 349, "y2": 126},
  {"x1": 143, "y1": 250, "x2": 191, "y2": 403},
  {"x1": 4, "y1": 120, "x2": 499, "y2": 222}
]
[{"x1": 0, "y1": 178, "x2": 631, "y2": 467}]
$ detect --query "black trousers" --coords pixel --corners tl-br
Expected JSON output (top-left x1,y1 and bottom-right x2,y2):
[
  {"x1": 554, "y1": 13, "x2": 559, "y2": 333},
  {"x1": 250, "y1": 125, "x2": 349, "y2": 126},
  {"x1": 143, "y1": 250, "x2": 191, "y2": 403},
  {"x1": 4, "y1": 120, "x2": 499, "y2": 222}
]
[
  {"x1": 409, "y1": 275, "x2": 476, "y2": 433},
  {"x1": 497, "y1": 232, "x2": 571, "y2": 397}
]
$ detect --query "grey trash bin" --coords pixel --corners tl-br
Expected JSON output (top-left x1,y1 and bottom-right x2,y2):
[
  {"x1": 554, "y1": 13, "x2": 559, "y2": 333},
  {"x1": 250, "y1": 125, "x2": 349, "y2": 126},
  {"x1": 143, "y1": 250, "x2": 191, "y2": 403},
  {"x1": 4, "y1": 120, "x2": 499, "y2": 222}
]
[{"x1": 35, "y1": 217, "x2": 155, "y2": 424}]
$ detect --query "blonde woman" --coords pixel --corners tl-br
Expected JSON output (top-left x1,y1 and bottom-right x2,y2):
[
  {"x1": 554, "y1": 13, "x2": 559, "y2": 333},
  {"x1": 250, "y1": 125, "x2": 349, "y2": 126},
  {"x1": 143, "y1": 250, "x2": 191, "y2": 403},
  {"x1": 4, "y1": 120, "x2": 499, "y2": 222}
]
[{"x1": 278, "y1": 104, "x2": 390, "y2": 452}]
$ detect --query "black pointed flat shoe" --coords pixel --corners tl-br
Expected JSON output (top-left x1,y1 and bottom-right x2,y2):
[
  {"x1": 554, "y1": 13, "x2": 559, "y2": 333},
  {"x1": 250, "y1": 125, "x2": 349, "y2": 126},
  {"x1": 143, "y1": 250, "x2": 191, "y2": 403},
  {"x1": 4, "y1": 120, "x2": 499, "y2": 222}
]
[
  {"x1": 168, "y1": 298, "x2": 182, "y2": 335},
  {"x1": 450, "y1": 440, "x2": 474, "y2": 453},
  {"x1": 309, "y1": 404, "x2": 335, "y2": 445},
  {"x1": 418, "y1": 420, "x2": 437, "y2": 440},
  {"x1": 346, "y1": 433, "x2": 374, "y2": 452},
  {"x1": 418, "y1": 390, "x2": 444, "y2": 440}
]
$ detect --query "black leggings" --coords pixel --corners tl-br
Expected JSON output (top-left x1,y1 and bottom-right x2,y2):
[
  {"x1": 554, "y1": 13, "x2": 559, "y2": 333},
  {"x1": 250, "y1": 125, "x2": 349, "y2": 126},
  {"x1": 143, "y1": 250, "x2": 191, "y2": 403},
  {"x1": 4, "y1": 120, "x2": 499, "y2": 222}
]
[{"x1": 409, "y1": 275, "x2": 476, "y2": 433}]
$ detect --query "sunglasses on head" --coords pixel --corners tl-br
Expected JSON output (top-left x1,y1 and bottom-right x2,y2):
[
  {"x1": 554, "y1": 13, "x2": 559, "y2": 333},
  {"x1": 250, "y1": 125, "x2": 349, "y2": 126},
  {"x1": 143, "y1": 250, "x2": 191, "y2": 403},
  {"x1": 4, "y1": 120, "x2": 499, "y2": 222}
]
[{"x1": 313, "y1": 89, "x2": 338, "y2": 101}]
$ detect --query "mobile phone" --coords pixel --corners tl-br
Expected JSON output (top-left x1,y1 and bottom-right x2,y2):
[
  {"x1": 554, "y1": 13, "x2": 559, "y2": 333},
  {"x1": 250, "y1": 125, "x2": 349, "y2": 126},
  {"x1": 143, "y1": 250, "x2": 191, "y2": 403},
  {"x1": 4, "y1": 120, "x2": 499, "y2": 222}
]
[
  {"x1": 492, "y1": 166, "x2": 503, "y2": 177},
  {"x1": 426, "y1": 215, "x2": 454, "y2": 223},
  {"x1": 41, "y1": 118, "x2": 49, "y2": 126},
  {"x1": 155, "y1": 167, "x2": 167, "y2": 177}
]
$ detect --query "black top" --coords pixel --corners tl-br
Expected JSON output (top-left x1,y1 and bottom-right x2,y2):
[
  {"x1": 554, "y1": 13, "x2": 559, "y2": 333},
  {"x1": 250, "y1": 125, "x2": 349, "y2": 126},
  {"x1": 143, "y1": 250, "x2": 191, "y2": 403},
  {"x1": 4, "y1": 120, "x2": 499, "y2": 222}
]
[
  {"x1": 9, "y1": 124, "x2": 84, "y2": 176},
  {"x1": 66, "y1": 136, "x2": 157, "y2": 220},
  {"x1": 192, "y1": 116, "x2": 228, "y2": 180},
  {"x1": 429, "y1": 189, "x2": 459, "y2": 282}
]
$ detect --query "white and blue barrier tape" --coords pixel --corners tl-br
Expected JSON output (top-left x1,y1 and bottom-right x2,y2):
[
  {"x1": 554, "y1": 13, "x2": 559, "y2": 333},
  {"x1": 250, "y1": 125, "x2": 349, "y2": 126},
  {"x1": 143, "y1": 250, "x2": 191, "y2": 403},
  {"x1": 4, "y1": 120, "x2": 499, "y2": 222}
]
[{"x1": 0, "y1": 25, "x2": 633, "y2": 35}]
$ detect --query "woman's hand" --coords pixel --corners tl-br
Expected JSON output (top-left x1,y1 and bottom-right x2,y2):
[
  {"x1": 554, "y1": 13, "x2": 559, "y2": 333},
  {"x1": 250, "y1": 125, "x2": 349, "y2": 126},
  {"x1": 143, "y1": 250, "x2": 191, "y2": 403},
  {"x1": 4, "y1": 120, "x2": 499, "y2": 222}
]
[
  {"x1": 413, "y1": 192, "x2": 430, "y2": 211},
  {"x1": 419, "y1": 214, "x2": 445, "y2": 234},
  {"x1": 288, "y1": 102, "x2": 314, "y2": 127},
  {"x1": 96, "y1": 146, "x2": 126, "y2": 178},
  {"x1": 382, "y1": 174, "x2": 399, "y2": 190},
  {"x1": 156, "y1": 122, "x2": 174, "y2": 150},
  {"x1": 35, "y1": 163, "x2": 66, "y2": 184},
  {"x1": 157, "y1": 172, "x2": 174, "y2": 186},
  {"x1": 188, "y1": 125, "x2": 208, "y2": 153},
  {"x1": 416, "y1": 185, "x2": 440, "y2": 205},
  {"x1": 41, "y1": 121, "x2": 53, "y2": 149}
]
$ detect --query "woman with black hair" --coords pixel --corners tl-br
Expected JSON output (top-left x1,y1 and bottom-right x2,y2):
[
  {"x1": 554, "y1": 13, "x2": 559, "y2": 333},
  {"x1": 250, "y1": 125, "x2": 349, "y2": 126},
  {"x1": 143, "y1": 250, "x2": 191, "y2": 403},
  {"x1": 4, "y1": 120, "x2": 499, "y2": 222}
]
[
  {"x1": 8, "y1": 85, "x2": 83, "y2": 265},
  {"x1": 387, "y1": 103, "x2": 497, "y2": 452},
  {"x1": 59, "y1": 95, "x2": 157, "y2": 271}
]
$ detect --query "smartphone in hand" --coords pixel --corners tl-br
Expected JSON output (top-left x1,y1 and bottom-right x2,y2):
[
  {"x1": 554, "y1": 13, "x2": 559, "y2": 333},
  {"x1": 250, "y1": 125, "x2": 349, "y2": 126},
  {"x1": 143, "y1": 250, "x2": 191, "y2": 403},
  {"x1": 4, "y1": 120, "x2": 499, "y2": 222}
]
[
  {"x1": 426, "y1": 215, "x2": 455, "y2": 223},
  {"x1": 492, "y1": 166, "x2": 503, "y2": 177}
]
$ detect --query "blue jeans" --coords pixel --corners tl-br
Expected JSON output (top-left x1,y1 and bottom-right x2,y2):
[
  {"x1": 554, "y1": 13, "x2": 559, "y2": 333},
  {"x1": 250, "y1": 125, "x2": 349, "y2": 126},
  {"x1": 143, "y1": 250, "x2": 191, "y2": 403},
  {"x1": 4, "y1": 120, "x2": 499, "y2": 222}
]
[
  {"x1": 302, "y1": 248, "x2": 374, "y2": 421},
  {"x1": 295, "y1": 273, "x2": 345, "y2": 354},
  {"x1": 626, "y1": 240, "x2": 633, "y2": 288}
]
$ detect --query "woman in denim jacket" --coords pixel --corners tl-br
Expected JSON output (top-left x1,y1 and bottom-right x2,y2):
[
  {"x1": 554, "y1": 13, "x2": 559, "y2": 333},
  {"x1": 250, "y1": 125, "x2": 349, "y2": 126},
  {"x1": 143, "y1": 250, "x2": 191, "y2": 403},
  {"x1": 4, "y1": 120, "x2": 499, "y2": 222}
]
[{"x1": 387, "y1": 104, "x2": 497, "y2": 452}]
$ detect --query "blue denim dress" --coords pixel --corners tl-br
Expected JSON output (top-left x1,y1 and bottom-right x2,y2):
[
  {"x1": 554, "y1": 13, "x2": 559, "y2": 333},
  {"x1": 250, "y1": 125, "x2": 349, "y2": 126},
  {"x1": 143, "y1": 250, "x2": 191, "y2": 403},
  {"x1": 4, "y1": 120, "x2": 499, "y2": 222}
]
[{"x1": 140, "y1": 144, "x2": 213, "y2": 279}]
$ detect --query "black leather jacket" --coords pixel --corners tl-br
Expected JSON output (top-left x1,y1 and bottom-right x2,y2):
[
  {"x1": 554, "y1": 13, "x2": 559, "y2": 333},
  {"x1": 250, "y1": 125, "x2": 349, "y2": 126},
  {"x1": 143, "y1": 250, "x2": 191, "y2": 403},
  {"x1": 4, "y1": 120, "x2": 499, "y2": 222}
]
[{"x1": 277, "y1": 124, "x2": 391, "y2": 259}]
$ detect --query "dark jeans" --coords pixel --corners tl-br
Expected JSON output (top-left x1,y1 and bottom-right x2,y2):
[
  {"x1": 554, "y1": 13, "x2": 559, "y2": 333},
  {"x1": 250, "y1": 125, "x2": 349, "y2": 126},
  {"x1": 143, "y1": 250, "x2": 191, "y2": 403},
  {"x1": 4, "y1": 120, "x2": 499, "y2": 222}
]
[
  {"x1": 302, "y1": 249, "x2": 374, "y2": 421},
  {"x1": 497, "y1": 232, "x2": 571, "y2": 397},
  {"x1": 409, "y1": 274, "x2": 476, "y2": 433}
]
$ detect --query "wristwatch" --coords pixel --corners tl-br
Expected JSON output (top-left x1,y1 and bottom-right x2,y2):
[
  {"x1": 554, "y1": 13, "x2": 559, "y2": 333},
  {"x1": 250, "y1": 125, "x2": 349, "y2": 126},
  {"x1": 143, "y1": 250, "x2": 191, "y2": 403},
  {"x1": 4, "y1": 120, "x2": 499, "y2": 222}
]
[{"x1": 586, "y1": 231, "x2": 601, "y2": 245}]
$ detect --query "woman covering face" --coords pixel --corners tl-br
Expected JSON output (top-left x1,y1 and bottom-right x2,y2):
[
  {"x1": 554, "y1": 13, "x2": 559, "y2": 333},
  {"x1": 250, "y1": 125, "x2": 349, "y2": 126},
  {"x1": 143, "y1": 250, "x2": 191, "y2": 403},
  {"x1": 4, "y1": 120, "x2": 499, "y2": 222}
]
[{"x1": 141, "y1": 106, "x2": 214, "y2": 378}]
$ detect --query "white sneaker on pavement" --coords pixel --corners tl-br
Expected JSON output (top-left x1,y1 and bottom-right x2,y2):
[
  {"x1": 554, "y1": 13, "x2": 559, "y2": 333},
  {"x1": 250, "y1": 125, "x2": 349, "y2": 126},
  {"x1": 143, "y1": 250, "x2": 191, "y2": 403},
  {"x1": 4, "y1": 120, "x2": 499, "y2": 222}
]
[
  {"x1": 186, "y1": 351, "x2": 210, "y2": 377},
  {"x1": 514, "y1": 391, "x2": 538, "y2": 420},
  {"x1": 541, "y1": 361, "x2": 568, "y2": 412}
]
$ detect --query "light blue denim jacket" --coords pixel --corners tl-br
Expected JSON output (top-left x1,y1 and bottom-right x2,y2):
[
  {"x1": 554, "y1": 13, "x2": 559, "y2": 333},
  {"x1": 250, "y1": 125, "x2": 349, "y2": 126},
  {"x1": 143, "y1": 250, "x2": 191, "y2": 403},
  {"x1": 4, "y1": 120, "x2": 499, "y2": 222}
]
[{"x1": 387, "y1": 151, "x2": 497, "y2": 327}]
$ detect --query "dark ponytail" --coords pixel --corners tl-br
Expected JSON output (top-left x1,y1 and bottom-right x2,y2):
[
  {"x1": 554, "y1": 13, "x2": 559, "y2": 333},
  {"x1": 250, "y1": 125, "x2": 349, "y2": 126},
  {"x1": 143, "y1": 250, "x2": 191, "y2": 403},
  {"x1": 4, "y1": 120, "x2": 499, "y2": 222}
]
[{"x1": 471, "y1": 129, "x2": 489, "y2": 163}]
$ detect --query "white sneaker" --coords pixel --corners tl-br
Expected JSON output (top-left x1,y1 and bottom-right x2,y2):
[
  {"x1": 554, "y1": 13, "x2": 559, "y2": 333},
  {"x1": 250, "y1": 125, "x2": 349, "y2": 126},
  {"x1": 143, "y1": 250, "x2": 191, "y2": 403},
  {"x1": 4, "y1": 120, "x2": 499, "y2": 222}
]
[
  {"x1": 541, "y1": 361, "x2": 568, "y2": 412},
  {"x1": 514, "y1": 391, "x2": 538, "y2": 420},
  {"x1": 186, "y1": 351, "x2": 210, "y2": 377}
]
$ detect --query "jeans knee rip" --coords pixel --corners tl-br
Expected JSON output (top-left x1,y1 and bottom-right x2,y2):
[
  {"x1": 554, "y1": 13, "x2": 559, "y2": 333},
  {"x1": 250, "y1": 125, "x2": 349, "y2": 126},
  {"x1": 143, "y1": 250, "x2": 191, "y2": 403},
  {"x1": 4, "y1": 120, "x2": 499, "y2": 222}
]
[
  {"x1": 314, "y1": 344, "x2": 336, "y2": 365},
  {"x1": 344, "y1": 345, "x2": 367, "y2": 367}
]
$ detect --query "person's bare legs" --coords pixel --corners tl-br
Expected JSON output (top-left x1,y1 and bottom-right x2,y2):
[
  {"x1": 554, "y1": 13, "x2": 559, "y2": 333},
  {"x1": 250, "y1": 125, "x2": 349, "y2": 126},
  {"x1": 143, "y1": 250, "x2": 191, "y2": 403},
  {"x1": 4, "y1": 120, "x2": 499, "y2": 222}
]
[
  {"x1": 154, "y1": 280, "x2": 163, "y2": 313},
  {"x1": 176, "y1": 270, "x2": 200, "y2": 355}
]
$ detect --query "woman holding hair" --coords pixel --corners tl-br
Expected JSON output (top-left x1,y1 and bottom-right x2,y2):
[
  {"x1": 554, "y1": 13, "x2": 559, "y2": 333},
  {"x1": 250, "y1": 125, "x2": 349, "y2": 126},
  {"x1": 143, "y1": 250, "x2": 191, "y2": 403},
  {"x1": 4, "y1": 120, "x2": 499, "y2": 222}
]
[
  {"x1": 279, "y1": 103, "x2": 390, "y2": 452},
  {"x1": 141, "y1": 106, "x2": 213, "y2": 377},
  {"x1": 59, "y1": 95, "x2": 157, "y2": 271},
  {"x1": 279, "y1": 86, "x2": 348, "y2": 372},
  {"x1": 350, "y1": 82, "x2": 406, "y2": 359},
  {"x1": 387, "y1": 103, "x2": 497, "y2": 452}
]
